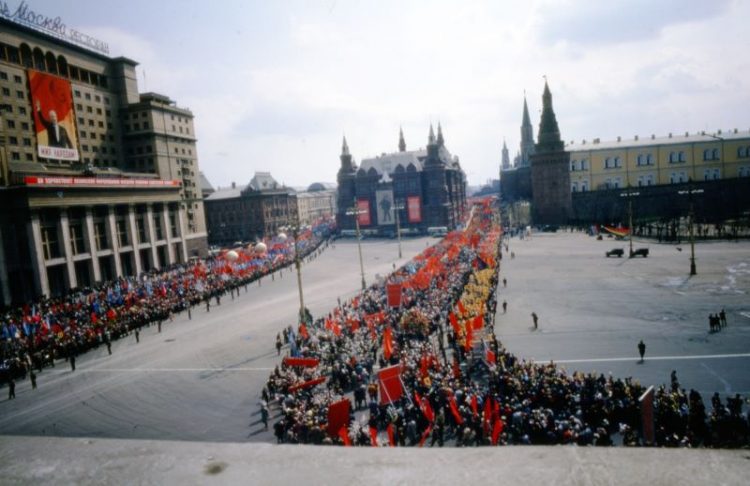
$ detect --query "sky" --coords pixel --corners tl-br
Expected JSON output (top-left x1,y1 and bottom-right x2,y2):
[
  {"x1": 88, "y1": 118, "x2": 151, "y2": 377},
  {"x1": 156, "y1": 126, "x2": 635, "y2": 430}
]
[{"x1": 26, "y1": 0, "x2": 750, "y2": 188}]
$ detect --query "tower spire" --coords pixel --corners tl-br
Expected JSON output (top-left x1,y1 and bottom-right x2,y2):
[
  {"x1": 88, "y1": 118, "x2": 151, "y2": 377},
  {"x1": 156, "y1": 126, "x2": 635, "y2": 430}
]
[
  {"x1": 536, "y1": 79, "x2": 564, "y2": 153},
  {"x1": 520, "y1": 91, "x2": 535, "y2": 166},
  {"x1": 436, "y1": 122, "x2": 445, "y2": 146},
  {"x1": 341, "y1": 135, "x2": 350, "y2": 156},
  {"x1": 428, "y1": 124, "x2": 436, "y2": 145},
  {"x1": 398, "y1": 127, "x2": 406, "y2": 152}
]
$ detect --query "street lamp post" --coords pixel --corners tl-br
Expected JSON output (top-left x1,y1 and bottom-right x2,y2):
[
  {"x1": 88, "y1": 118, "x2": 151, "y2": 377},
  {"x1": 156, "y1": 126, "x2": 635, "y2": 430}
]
[
  {"x1": 620, "y1": 188, "x2": 640, "y2": 257},
  {"x1": 394, "y1": 200, "x2": 404, "y2": 259},
  {"x1": 281, "y1": 214, "x2": 306, "y2": 323},
  {"x1": 345, "y1": 200, "x2": 367, "y2": 290},
  {"x1": 678, "y1": 184, "x2": 704, "y2": 276}
]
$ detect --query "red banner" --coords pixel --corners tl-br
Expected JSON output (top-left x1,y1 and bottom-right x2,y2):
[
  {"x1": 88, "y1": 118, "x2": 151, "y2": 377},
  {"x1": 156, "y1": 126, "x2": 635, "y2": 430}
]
[
  {"x1": 378, "y1": 365, "x2": 404, "y2": 405},
  {"x1": 407, "y1": 196, "x2": 422, "y2": 223},
  {"x1": 357, "y1": 199, "x2": 371, "y2": 226},
  {"x1": 282, "y1": 357, "x2": 319, "y2": 368},
  {"x1": 288, "y1": 376, "x2": 326, "y2": 393},
  {"x1": 386, "y1": 283, "x2": 402, "y2": 308},
  {"x1": 327, "y1": 399, "x2": 351, "y2": 438}
]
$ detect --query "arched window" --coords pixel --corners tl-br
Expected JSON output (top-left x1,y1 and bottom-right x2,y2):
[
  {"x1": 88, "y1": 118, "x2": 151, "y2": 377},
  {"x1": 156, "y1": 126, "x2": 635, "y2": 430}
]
[
  {"x1": 406, "y1": 163, "x2": 417, "y2": 173},
  {"x1": 45, "y1": 51, "x2": 57, "y2": 74},
  {"x1": 679, "y1": 151, "x2": 686, "y2": 162},
  {"x1": 712, "y1": 148, "x2": 719, "y2": 160},
  {"x1": 19, "y1": 43, "x2": 33, "y2": 68},
  {"x1": 57, "y1": 55, "x2": 68, "y2": 77},
  {"x1": 669, "y1": 152, "x2": 676, "y2": 163},
  {"x1": 647, "y1": 154, "x2": 654, "y2": 165},
  {"x1": 703, "y1": 149, "x2": 711, "y2": 161},
  {"x1": 570, "y1": 160, "x2": 577, "y2": 171},
  {"x1": 33, "y1": 47, "x2": 45, "y2": 71}
]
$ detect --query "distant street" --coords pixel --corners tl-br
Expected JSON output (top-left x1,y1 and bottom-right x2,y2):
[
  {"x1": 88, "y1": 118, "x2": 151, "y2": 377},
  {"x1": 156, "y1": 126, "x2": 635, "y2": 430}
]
[{"x1": 0, "y1": 236, "x2": 433, "y2": 442}]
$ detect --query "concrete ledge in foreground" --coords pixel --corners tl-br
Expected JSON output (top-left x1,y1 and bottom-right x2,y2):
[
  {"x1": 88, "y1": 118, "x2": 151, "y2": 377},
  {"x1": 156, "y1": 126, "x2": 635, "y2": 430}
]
[{"x1": 1, "y1": 436, "x2": 748, "y2": 485}]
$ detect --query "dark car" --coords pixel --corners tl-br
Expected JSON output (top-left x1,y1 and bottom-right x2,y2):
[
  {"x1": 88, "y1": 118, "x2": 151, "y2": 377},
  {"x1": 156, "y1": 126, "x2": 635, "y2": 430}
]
[
  {"x1": 606, "y1": 248, "x2": 624, "y2": 258},
  {"x1": 630, "y1": 248, "x2": 649, "y2": 258}
]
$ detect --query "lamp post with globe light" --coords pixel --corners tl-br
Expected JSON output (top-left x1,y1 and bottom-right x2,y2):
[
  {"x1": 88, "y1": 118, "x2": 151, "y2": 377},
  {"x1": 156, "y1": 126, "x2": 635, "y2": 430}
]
[
  {"x1": 345, "y1": 199, "x2": 367, "y2": 290},
  {"x1": 279, "y1": 216, "x2": 305, "y2": 323}
]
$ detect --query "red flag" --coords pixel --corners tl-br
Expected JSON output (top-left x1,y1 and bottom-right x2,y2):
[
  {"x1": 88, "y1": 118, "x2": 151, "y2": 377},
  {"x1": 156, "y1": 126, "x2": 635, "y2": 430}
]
[
  {"x1": 386, "y1": 283, "x2": 402, "y2": 308},
  {"x1": 387, "y1": 423, "x2": 396, "y2": 446},
  {"x1": 457, "y1": 300, "x2": 467, "y2": 315},
  {"x1": 332, "y1": 321, "x2": 342, "y2": 337},
  {"x1": 486, "y1": 349, "x2": 496, "y2": 364},
  {"x1": 369, "y1": 426, "x2": 378, "y2": 446},
  {"x1": 492, "y1": 418, "x2": 504, "y2": 445},
  {"x1": 288, "y1": 376, "x2": 326, "y2": 393},
  {"x1": 419, "y1": 425, "x2": 433, "y2": 447},
  {"x1": 383, "y1": 326, "x2": 393, "y2": 361},
  {"x1": 448, "y1": 396, "x2": 464, "y2": 425},
  {"x1": 338, "y1": 426, "x2": 351, "y2": 446},
  {"x1": 464, "y1": 324, "x2": 473, "y2": 352},
  {"x1": 326, "y1": 399, "x2": 351, "y2": 438},
  {"x1": 415, "y1": 392, "x2": 435, "y2": 423},
  {"x1": 452, "y1": 359, "x2": 461, "y2": 379},
  {"x1": 298, "y1": 323, "x2": 309, "y2": 340},
  {"x1": 378, "y1": 365, "x2": 404, "y2": 405},
  {"x1": 472, "y1": 314, "x2": 483, "y2": 331}
]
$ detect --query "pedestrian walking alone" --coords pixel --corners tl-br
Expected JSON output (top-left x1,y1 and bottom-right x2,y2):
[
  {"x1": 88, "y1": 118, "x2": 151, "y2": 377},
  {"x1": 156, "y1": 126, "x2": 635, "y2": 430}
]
[
  {"x1": 135, "y1": 329, "x2": 140, "y2": 343},
  {"x1": 106, "y1": 340, "x2": 112, "y2": 355},
  {"x1": 531, "y1": 312, "x2": 538, "y2": 330},
  {"x1": 30, "y1": 372, "x2": 37, "y2": 390},
  {"x1": 503, "y1": 278, "x2": 507, "y2": 288},
  {"x1": 502, "y1": 300, "x2": 507, "y2": 313},
  {"x1": 276, "y1": 334, "x2": 283, "y2": 356},
  {"x1": 638, "y1": 340, "x2": 646, "y2": 363},
  {"x1": 8, "y1": 379, "x2": 15, "y2": 400},
  {"x1": 70, "y1": 354, "x2": 76, "y2": 371}
]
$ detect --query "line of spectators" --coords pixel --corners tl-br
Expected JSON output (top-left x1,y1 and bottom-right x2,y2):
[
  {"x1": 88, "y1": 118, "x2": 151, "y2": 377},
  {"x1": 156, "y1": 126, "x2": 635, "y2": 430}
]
[{"x1": 1, "y1": 218, "x2": 335, "y2": 386}]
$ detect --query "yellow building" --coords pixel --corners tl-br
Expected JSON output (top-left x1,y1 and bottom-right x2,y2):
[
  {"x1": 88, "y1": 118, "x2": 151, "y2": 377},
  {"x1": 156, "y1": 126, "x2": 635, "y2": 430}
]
[{"x1": 567, "y1": 130, "x2": 750, "y2": 193}]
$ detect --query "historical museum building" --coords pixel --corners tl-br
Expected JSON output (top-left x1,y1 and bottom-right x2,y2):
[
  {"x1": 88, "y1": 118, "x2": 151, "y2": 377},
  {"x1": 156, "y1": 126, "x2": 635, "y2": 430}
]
[
  {"x1": 296, "y1": 182, "x2": 336, "y2": 226},
  {"x1": 204, "y1": 172, "x2": 298, "y2": 246},
  {"x1": 0, "y1": 14, "x2": 207, "y2": 305},
  {"x1": 336, "y1": 125, "x2": 467, "y2": 236}
]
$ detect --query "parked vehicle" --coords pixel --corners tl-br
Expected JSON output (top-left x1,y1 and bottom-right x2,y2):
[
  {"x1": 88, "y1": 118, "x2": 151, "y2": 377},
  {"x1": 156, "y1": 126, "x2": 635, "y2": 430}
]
[
  {"x1": 630, "y1": 248, "x2": 649, "y2": 258},
  {"x1": 606, "y1": 248, "x2": 625, "y2": 258}
]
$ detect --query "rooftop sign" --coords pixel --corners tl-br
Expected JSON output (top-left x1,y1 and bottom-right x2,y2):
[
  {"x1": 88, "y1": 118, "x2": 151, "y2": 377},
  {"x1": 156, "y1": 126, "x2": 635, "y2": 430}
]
[{"x1": 0, "y1": 1, "x2": 109, "y2": 55}]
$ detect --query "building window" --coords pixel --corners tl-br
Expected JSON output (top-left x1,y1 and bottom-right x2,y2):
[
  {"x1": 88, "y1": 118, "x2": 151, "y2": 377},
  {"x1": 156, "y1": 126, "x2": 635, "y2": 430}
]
[
  {"x1": 116, "y1": 218, "x2": 129, "y2": 246},
  {"x1": 153, "y1": 213, "x2": 164, "y2": 240},
  {"x1": 571, "y1": 182, "x2": 578, "y2": 192},
  {"x1": 169, "y1": 212, "x2": 179, "y2": 237},
  {"x1": 570, "y1": 160, "x2": 577, "y2": 172},
  {"x1": 703, "y1": 148, "x2": 720, "y2": 161},
  {"x1": 738, "y1": 147, "x2": 749, "y2": 158},
  {"x1": 41, "y1": 224, "x2": 61, "y2": 260},
  {"x1": 704, "y1": 168, "x2": 720, "y2": 181},
  {"x1": 16, "y1": 90, "x2": 24, "y2": 98},
  {"x1": 69, "y1": 223, "x2": 86, "y2": 255},
  {"x1": 136, "y1": 215, "x2": 148, "y2": 243},
  {"x1": 2, "y1": 87, "x2": 10, "y2": 96},
  {"x1": 739, "y1": 166, "x2": 750, "y2": 178}
]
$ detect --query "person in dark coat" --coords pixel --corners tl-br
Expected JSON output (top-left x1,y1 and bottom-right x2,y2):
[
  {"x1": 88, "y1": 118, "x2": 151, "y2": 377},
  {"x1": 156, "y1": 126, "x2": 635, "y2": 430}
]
[{"x1": 638, "y1": 340, "x2": 646, "y2": 362}]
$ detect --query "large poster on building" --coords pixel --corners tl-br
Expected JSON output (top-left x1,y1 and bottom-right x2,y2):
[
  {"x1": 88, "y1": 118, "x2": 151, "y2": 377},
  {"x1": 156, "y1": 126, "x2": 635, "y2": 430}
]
[
  {"x1": 28, "y1": 70, "x2": 79, "y2": 161},
  {"x1": 407, "y1": 196, "x2": 422, "y2": 223},
  {"x1": 357, "y1": 199, "x2": 371, "y2": 226},
  {"x1": 375, "y1": 189, "x2": 395, "y2": 226}
]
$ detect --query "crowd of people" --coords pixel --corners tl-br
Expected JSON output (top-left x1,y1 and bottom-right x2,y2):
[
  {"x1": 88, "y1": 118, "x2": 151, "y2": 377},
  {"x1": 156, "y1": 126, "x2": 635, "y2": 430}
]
[
  {"x1": 0, "y1": 219, "x2": 336, "y2": 387},
  {"x1": 265, "y1": 201, "x2": 749, "y2": 448}
]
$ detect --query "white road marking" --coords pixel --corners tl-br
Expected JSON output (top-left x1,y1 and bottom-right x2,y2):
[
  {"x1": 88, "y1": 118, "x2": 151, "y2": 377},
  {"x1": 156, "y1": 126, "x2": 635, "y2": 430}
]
[{"x1": 534, "y1": 352, "x2": 750, "y2": 364}]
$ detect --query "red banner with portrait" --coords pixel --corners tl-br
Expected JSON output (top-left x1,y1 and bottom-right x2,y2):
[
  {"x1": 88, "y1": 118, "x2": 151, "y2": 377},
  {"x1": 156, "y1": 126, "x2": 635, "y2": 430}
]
[
  {"x1": 407, "y1": 196, "x2": 422, "y2": 223},
  {"x1": 357, "y1": 199, "x2": 371, "y2": 226},
  {"x1": 28, "y1": 70, "x2": 79, "y2": 161},
  {"x1": 386, "y1": 283, "x2": 402, "y2": 308}
]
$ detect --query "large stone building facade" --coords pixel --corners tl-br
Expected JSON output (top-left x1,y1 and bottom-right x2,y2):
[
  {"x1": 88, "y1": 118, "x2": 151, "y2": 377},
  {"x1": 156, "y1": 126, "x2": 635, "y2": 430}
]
[
  {"x1": 336, "y1": 126, "x2": 467, "y2": 236},
  {"x1": 296, "y1": 182, "x2": 336, "y2": 226},
  {"x1": 0, "y1": 15, "x2": 207, "y2": 305},
  {"x1": 204, "y1": 172, "x2": 298, "y2": 246}
]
